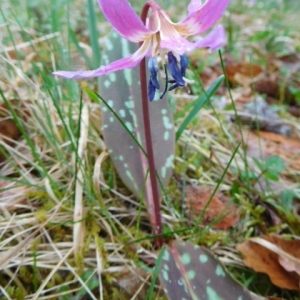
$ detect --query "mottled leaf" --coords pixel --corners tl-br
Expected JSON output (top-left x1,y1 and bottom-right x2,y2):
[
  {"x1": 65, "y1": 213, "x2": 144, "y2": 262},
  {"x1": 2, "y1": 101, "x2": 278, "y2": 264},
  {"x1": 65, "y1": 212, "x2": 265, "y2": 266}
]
[
  {"x1": 99, "y1": 31, "x2": 175, "y2": 198},
  {"x1": 159, "y1": 241, "x2": 255, "y2": 300}
]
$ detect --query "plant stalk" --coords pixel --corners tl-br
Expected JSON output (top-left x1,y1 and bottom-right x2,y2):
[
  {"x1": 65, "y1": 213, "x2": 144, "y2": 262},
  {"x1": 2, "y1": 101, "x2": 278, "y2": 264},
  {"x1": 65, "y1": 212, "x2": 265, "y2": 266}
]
[{"x1": 139, "y1": 2, "x2": 163, "y2": 247}]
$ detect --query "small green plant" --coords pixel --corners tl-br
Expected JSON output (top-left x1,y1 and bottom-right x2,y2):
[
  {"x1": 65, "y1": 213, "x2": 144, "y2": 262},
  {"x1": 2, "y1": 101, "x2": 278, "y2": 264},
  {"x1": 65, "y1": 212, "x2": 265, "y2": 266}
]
[{"x1": 254, "y1": 155, "x2": 285, "y2": 182}]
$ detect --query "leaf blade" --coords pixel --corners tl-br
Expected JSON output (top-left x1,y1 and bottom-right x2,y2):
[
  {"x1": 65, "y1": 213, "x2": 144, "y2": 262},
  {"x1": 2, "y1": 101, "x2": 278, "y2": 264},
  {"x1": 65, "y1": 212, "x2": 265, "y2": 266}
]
[
  {"x1": 98, "y1": 32, "x2": 175, "y2": 198},
  {"x1": 159, "y1": 241, "x2": 255, "y2": 300}
]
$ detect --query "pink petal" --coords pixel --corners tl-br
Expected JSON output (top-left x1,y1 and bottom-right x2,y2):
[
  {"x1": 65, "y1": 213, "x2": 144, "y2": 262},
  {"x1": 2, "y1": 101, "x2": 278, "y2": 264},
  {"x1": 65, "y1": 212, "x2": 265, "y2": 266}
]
[
  {"x1": 187, "y1": 0, "x2": 203, "y2": 14},
  {"x1": 97, "y1": 0, "x2": 154, "y2": 43},
  {"x1": 53, "y1": 40, "x2": 150, "y2": 79},
  {"x1": 159, "y1": 14, "x2": 193, "y2": 55},
  {"x1": 177, "y1": 0, "x2": 230, "y2": 36},
  {"x1": 192, "y1": 24, "x2": 227, "y2": 51},
  {"x1": 160, "y1": 24, "x2": 226, "y2": 54},
  {"x1": 160, "y1": 35, "x2": 192, "y2": 55}
]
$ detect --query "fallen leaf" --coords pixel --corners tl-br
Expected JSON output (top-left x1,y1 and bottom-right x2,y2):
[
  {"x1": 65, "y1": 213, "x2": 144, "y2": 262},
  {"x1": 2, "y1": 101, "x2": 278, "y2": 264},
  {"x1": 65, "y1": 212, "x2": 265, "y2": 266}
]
[
  {"x1": 184, "y1": 186, "x2": 238, "y2": 229},
  {"x1": 253, "y1": 236, "x2": 300, "y2": 276},
  {"x1": 113, "y1": 267, "x2": 148, "y2": 299},
  {"x1": 254, "y1": 79, "x2": 295, "y2": 104},
  {"x1": 0, "y1": 119, "x2": 21, "y2": 143},
  {"x1": 275, "y1": 53, "x2": 300, "y2": 75},
  {"x1": 225, "y1": 62, "x2": 263, "y2": 87},
  {"x1": 237, "y1": 235, "x2": 300, "y2": 291},
  {"x1": 0, "y1": 100, "x2": 27, "y2": 163},
  {"x1": 241, "y1": 130, "x2": 300, "y2": 171},
  {"x1": 253, "y1": 79, "x2": 279, "y2": 98},
  {"x1": 278, "y1": 256, "x2": 300, "y2": 275}
]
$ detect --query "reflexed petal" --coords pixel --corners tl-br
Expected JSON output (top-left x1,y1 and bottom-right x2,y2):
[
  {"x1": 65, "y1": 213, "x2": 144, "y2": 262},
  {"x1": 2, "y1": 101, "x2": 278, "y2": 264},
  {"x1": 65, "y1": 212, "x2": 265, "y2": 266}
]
[
  {"x1": 187, "y1": 0, "x2": 203, "y2": 14},
  {"x1": 192, "y1": 24, "x2": 227, "y2": 51},
  {"x1": 161, "y1": 25, "x2": 226, "y2": 53},
  {"x1": 177, "y1": 0, "x2": 230, "y2": 36},
  {"x1": 53, "y1": 41, "x2": 150, "y2": 79},
  {"x1": 97, "y1": 0, "x2": 154, "y2": 43}
]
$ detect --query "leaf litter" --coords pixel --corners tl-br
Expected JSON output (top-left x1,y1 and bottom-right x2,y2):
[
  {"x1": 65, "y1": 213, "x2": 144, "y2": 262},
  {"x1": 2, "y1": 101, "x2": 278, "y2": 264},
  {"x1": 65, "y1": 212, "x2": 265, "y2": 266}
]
[{"x1": 237, "y1": 236, "x2": 300, "y2": 292}]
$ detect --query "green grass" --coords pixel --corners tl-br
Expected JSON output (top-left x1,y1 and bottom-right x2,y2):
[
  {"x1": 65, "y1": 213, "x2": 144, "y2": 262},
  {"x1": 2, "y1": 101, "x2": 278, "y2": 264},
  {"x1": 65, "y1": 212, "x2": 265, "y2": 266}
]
[{"x1": 0, "y1": 0, "x2": 300, "y2": 299}]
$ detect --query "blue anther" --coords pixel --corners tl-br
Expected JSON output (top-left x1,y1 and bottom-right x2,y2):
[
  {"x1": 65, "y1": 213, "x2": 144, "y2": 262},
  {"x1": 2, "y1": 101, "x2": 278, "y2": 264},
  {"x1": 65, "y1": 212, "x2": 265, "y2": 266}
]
[
  {"x1": 147, "y1": 57, "x2": 160, "y2": 101},
  {"x1": 148, "y1": 57, "x2": 160, "y2": 89},
  {"x1": 148, "y1": 56, "x2": 159, "y2": 72},
  {"x1": 166, "y1": 52, "x2": 190, "y2": 92},
  {"x1": 167, "y1": 52, "x2": 186, "y2": 87},
  {"x1": 148, "y1": 79, "x2": 157, "y2": 101},
  {"x1": 180, "y1": 55, "x2": 189, "y2": 77}
]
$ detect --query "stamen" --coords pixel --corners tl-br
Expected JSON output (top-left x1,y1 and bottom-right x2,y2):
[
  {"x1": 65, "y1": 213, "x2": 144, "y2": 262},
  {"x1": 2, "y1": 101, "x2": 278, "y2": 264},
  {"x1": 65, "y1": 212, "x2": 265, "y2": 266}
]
[
  {"x1": 148, "y1": 57, "x2": 160, "y2": 89},
  {"x1": 167, "y1": 52, "x2": 190, "y2": 92},
  {"x1": 167, "y1": 52, "x2": 185, "y2": 87},
  {"x1": 147, "y1": 57, "x2": 160, "y2": 101},
  {"x1": 160, "y1": 64, "x2": 169, "y2": 99},
  {"x1": 148, "y1": 80, "x2": 157, "y2": 101},
  {"x1": 180, "y1": 55, "x2": 189, "y2": 77},
  {"x1": 168, "y1": 83, "x2": 179, "y2": 91},
  {"x1": 147, "y1": 53, "x2": 190, "y2": 100}
]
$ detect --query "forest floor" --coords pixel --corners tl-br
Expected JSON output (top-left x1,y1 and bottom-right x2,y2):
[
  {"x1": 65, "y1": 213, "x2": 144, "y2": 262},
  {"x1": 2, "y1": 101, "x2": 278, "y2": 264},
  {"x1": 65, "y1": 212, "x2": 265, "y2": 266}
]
[{"x1": 0, "y1": 0, "x2": 300, "y2": 299}]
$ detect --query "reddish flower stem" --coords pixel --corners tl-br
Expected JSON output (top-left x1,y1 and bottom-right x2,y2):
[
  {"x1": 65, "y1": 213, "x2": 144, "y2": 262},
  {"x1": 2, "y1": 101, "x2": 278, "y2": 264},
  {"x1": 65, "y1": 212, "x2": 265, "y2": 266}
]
[{"x1": 139, "y1": 2, "x2": 163, "y2": 247}]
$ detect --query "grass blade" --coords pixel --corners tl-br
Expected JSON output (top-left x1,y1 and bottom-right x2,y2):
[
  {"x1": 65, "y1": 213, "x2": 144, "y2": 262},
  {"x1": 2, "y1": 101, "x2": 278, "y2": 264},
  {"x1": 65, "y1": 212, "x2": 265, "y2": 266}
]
[{"x1": 176, "y1": 75, "x2": 224, "y2": 141}]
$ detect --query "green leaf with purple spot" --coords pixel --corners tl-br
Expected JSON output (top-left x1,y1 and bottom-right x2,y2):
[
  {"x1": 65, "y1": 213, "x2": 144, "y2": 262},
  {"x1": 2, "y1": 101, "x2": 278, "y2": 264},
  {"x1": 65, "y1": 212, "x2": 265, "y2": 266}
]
[
  {"x1": 99, "y1": 31, "x2": 175, "y2": 198},
  {"x1": 158, "y1": 241, "x2": 256, "y2": 300}
]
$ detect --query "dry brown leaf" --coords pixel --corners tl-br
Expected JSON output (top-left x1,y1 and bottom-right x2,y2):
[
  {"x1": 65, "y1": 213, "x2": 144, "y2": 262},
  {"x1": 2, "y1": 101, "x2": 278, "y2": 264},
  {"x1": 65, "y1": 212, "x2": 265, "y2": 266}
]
[
  {"x1": 254, "y1": 79, "x2": 280, "y2": 99},
  {"x1": 113, "y1": 267, "x2": 149, "y2": 299},
  {"x1": 237, "y1": 235, "x2": 300, "y2": 291},
  {"x1": 275, "y1": 53, "x2": 300, "y2": 76},
  {"x1": 241, "y1": 130, "x2": 300, "y2": 170},
  {"x1": 278, "y1": 256, "x2": 300, "y2": 275},
  {"x1": 256, "y1": 236, "x2": 300, "y2": 276},
  {"x1": 254, "y1": 79, "x2": 295, "y2": 104},
  {"x1": 0, "y1": 102, "x2": 22, "y2": 134},
  {"x1": 225, "y1": 62, "x2": 263, "y2": 87},
  {"x1": 0, "y1": 100, "x2": 28, "y2": 163},
  {"x1": 184, "y1": 186, "x2": 238, "y2": 229},
  {"x1": 0, "y1": 119, "x2": 21, "y2": 143}
]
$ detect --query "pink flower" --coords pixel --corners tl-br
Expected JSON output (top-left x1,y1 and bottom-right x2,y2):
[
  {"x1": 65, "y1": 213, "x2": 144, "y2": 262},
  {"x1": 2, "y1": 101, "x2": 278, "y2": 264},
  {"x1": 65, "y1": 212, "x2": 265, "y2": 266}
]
[{"x1": 53, "y1": 0, "x2": 230, "y2": 99}]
